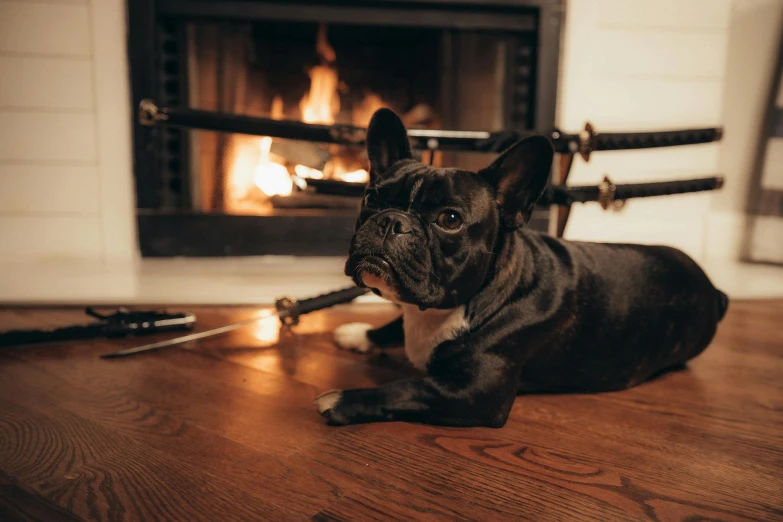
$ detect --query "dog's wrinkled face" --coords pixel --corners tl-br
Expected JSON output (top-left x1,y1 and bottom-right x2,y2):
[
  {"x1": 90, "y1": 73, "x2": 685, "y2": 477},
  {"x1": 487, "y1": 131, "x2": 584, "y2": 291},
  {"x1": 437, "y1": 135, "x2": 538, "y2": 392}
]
[
  {"x1": 346, "y1": 160, "x2": 499, "y2": 308},
  {"x1": 345, "y1": 109, "x2": 554, "y2": 309}
]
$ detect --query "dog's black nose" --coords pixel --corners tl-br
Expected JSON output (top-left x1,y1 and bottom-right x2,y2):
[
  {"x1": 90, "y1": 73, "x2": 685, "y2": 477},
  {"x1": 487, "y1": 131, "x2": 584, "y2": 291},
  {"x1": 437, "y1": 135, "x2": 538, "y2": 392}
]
[{"x1": 378, "y1": 213, "x2": 412, "y2": 237}]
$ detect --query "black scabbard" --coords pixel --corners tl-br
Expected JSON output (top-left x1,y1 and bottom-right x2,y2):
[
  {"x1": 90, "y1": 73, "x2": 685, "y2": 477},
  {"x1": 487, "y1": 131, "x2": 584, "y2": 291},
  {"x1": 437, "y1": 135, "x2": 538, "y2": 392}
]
[
  {"x1": 594, "y1": 129, "x2": 723, "y2": 152},
  {"x1": 0, "y1": 325, "x2": 106, "y2": 348},
  {"x1": 303, "y1": 176, "x2": 724, "y2": 206},
  {"x1": 547, "y1": 176, "x2": 725, "y2": 206},
  {"x1": 139, "y1": 100, "x2": 722, "y2": 154},
  {"x1": 0, "y1": 310, "x2": 197, "y2": 349}
]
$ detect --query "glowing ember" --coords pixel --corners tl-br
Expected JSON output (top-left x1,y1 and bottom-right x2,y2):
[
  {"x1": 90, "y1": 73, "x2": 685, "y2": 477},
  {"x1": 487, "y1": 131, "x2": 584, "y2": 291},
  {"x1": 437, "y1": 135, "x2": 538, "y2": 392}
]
[
  {"x1": 253, "y1": 136, "x2": 292, "y2": 196},
  {"x1": 251, "y1": 96, "x2": 293, "y2": 197},
  {"x1": 294, "y1": 164, "x2": 324, "y2": 179},
  {"x1": 334, "y1": 169, "x2": 369, "y2": 183}
]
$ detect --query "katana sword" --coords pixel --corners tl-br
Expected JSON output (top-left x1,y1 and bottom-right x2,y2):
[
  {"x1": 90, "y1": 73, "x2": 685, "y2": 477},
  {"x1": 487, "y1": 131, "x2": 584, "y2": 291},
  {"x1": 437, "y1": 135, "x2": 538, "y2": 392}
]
[
  {"x1": 137, "y1": 99, "x2": 722, "y2": 158},
  {"x1": 100, "y1": 286, "x2": 368, "y2": 359},
  {"x1": 299, "y1": 175, "x2": 726, "y2": 208},
  {"x1": 0, "y1": 308, "x2": 196, "y2": 349}
]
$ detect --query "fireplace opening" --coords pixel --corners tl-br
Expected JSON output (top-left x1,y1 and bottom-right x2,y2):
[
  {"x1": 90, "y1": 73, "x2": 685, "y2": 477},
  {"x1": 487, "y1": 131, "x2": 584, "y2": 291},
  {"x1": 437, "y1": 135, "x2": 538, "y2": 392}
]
[
  {"x1": 190, "y1": 21, "x2": 445, "y2": 215},
  {"x1": 129, "y1": 1, "x2": 563, "y2": 256}
]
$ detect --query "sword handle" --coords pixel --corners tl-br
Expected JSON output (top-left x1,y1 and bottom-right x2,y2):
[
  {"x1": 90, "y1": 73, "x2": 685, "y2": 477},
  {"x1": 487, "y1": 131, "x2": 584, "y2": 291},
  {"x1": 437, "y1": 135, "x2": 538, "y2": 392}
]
[
  {"x1": 276, "y1": 286, "x2": 369, "y2": 326},
  {"x1": 613, "y1": 176, "x2": 725, "y2": 199},
  {"x1": 595, "y1": 128, "x2": 722, "y2": 152}
]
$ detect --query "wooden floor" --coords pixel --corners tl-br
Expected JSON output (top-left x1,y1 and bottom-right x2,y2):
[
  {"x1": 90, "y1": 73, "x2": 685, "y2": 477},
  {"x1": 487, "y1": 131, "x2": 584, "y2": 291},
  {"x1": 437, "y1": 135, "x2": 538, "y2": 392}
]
[{"x1": 0, "y1": 301, "x2": 781, "y2": 521}]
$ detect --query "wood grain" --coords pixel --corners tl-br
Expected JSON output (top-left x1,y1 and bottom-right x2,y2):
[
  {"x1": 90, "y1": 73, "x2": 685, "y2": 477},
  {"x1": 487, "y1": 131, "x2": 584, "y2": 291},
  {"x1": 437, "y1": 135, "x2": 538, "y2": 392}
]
[{"x1": 0, "y1": 301, "x2": 781, "y2": 521}]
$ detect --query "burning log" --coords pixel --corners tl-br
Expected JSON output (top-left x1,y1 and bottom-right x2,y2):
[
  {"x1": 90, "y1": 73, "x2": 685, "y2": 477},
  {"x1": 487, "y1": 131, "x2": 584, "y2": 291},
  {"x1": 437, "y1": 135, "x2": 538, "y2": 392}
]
[
  {"x1": 296, "y1": 178, "x2": 365, "y2": 198},
  {"x1": 269, "y1": 192, "x2": 361, "y2": 210}
]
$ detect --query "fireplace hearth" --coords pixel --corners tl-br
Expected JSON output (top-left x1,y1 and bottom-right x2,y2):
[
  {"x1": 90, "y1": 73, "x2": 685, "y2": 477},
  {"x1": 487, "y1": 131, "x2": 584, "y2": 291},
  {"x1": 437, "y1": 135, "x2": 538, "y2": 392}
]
[{"x1": 129, "y1": 0, "x2": 564, "y2": 256}]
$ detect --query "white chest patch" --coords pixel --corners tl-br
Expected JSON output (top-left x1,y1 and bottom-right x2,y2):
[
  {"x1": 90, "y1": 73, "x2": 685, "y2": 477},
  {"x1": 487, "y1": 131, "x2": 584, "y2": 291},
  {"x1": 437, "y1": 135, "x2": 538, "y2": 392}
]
[{"x1": 402, "y1": 305, "x2": 468, "y2": 370}]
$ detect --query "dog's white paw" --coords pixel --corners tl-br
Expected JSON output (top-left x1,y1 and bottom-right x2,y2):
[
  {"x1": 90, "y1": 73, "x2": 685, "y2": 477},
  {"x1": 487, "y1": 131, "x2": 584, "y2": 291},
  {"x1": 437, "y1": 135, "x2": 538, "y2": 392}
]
[
  {"x1": 314, "y1": 389, "x2": 343, "y2": 415},
  {"x1": 334, "y1": 322, "x2": 374, "y2": 353}
]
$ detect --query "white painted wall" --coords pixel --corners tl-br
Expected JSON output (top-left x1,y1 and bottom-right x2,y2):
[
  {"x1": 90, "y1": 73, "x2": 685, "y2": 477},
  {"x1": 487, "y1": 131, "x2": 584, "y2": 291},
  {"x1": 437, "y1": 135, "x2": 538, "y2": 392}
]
[
  {"x1": 0, "y1": 0, "x2": 136, "y2": 263},
  {"x1": 558, "y1": 0, "x2": 732, "y2": 261}
]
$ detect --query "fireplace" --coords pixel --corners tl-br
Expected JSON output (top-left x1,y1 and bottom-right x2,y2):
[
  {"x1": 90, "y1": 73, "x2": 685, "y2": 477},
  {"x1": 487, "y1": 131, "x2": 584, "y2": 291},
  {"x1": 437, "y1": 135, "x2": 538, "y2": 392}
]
[{"x1": 129, "y1": 0, "x2": 563, "y2": 256}]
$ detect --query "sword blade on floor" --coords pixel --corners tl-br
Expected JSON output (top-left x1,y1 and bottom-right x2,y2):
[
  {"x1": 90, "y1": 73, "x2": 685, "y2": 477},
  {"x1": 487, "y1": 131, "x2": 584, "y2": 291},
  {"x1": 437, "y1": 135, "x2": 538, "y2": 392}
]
[{"x1": 100, "y1": 286, "x2": 368, "y2": 359}]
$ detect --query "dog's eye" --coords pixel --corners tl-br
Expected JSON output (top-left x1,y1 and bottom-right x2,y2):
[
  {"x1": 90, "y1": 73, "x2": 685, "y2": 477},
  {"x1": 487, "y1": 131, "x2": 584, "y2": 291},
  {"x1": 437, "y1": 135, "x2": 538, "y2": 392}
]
[
  {"x1": 436, "y1": 210, "x2": 463, "y2": 231},
  {"x1": 363, "y1": 192, "x2": 376, "y2": 208}
]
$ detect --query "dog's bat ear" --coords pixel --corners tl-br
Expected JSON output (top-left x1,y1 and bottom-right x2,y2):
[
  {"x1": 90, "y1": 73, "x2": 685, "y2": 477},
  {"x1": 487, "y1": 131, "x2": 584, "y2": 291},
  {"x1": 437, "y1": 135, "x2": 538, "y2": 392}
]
[
  {"x1": 479, "y1": 136, "x2": 554, "y2": 228},
  {"x1": 366, "y1": 108, "x2": 413, "y2": 180}
]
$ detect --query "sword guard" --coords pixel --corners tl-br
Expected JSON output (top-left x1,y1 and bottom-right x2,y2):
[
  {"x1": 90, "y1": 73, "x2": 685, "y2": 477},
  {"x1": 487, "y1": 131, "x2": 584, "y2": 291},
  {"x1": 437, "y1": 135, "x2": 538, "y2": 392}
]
[
  {"x1": 138, "y1": 99, "x2": 168, "y2": 127},
  {"x1": 579, "y1": 122, "x2": 598, "y2": 162},
  {"x1": 598, "y1": 175, "x2": 622, "y2": 210},
  {"x1": 275, "y1": 296, "x2": 300, "y2": 326}
]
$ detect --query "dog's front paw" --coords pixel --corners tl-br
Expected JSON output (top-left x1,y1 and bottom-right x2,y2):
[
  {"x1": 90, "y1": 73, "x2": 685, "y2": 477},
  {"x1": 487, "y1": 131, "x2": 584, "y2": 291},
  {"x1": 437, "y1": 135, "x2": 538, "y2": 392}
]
[
  {"x1": 313, "y1": 389, "x2": 349, "y2": 425},
  {"x1": 334, "y1": 322, "x2": 373, "y2": 353}
]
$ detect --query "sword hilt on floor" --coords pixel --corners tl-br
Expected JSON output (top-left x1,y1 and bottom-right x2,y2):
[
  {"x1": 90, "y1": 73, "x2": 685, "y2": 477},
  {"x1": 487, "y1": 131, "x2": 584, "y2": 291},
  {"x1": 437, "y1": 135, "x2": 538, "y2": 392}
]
[{"x1": 100, "y1": 286, "x2": 369, "y2": 359}]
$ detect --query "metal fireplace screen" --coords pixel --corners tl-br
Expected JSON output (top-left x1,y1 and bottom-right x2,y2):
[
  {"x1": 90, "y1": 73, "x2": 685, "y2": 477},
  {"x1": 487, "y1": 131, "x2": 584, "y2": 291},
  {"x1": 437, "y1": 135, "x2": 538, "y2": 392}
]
[{"x1": 129, "y1": 1, "x2": 562, "y2": 256}]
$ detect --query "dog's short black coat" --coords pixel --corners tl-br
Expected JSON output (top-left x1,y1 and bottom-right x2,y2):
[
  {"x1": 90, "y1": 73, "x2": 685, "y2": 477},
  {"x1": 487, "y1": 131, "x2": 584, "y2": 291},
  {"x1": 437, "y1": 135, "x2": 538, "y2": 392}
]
[{"x1": 315, "y1": 108, "x2": 728, "y2": 427}]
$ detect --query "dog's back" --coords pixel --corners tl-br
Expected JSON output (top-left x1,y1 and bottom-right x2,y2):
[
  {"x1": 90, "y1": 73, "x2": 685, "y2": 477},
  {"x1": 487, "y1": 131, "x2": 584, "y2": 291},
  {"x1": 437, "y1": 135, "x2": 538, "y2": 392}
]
[{"x1": 514, "y1": 231, "x2": 727, "y2": 393}]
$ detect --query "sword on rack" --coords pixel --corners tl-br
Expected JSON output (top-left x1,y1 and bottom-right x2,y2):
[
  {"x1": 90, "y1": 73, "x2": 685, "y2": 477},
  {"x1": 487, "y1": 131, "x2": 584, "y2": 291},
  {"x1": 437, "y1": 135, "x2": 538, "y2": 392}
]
[
  {"x1": 138, "y1": 99, "x2": 722, "y2": 156},
  {"x1": 137, "y1": 99, "x2": 725, "y2": 236}
]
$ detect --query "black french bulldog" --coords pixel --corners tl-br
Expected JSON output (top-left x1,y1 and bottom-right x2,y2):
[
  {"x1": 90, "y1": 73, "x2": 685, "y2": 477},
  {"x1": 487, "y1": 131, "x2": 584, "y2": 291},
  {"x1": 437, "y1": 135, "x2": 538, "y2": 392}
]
[{"x1": 314, "y1": 108, "x2": 728, "y2": 427}]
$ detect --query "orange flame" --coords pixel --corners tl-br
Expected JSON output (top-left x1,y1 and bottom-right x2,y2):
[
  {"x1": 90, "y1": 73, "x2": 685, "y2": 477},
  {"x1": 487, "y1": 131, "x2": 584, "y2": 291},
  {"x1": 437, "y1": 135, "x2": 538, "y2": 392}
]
[
  {"x1": 299, "y1": 24, "x2": 340, "y2": 125},
  {"x1": 253, "y1": 96, "x2": 292, "y2": 197},
  {"x1": 315, "y1": 23, "x2": 336, "y2": 64},
  {"x1": 231, "y1": 25, "x2": 378, "y2": 208},
  {"x1": 353, "y1": 93, "x2": 386, "y2": 127},
  {"x1": 253, "y1": 137, "x2": 292, "y2": 196},
  {"x1": 336, "y1": 169, "x2": 370, "y2": 183},
  {"x1": 299, "y1": 66, "x2": 340, "y2": 125},
  {"x1": 294, "y1": 164, "x2": 324, "y2": 179}
]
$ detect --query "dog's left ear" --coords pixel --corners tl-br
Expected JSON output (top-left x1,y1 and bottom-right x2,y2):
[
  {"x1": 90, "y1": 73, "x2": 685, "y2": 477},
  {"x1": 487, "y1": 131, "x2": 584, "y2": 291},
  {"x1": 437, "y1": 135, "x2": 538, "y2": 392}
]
[
  {"x1": 479, "y1": 136, "x2": 554, "y2": 228},
  {"x1": 366, "y1": 108, "x2": 413, "y2": 181}
]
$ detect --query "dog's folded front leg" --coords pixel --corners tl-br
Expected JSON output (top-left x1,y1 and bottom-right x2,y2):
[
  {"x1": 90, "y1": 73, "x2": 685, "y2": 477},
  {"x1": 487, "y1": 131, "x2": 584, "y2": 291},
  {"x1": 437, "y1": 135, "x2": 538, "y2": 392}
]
[{"x1": 314, "y1": 344, "x2": 518, "y2": 427}]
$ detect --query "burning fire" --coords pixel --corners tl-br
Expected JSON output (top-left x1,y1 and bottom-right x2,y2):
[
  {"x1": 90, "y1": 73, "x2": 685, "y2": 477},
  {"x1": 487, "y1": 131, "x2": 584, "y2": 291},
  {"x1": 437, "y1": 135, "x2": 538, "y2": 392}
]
[
  {"x1": 293, "y1": 164, "x2": 324, "y2": 179},
  {"x1": 253, "y1": 136, "x2": 292, "y2": 196},
  {"x1": 233, "y1": 24, "x2": 372, "y2": 208},
  {"x1": 252, "y1": 96, "x2": 293, "y2": 197},
  {"x1": 299, "y1": 65, "x2": 340, "y2": 125},
  {"x1": 296, "y1": 24, "x2": 368, "y2": 184},
  {"x1": 299, "y1": 25, "x2": 339, "y2": 125},
  {"x1": 337, "y1": 169, "x2": 371, "y2": 183}
]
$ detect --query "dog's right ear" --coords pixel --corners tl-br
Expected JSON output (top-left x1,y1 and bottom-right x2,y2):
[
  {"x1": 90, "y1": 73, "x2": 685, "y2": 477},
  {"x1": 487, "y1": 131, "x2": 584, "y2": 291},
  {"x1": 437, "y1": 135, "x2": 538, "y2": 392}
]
[
  {"x1": 479, "y1": 136, "x2": 554, "y2": 229},
  {"x1": 366, "y1": 108, "x2": 412, "y2": 181}
]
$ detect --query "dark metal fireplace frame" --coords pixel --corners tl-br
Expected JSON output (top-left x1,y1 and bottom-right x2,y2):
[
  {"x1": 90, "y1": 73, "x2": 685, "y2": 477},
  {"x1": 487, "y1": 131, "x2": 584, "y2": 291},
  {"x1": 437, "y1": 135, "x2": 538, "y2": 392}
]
[{"x1": 127, "y1": 0, "x2": 564, "y2": 256}]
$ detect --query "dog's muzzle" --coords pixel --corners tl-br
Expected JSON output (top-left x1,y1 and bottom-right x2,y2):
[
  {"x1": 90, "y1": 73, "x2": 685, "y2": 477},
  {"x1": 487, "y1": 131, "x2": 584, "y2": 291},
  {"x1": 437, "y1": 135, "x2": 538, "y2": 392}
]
[{"x1": 373, "y1": 210, "x2": 414, "y2": 240}]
